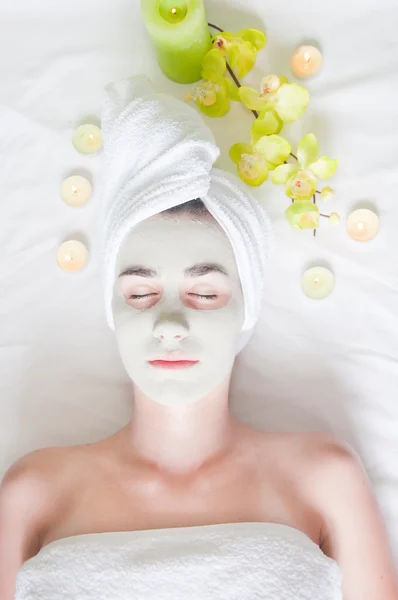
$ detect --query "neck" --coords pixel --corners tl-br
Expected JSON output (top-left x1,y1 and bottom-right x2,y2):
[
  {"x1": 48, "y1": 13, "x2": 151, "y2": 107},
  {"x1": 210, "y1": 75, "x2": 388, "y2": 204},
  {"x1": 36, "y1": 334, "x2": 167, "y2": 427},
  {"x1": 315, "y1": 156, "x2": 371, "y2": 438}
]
[{"x1": 123, "y1": 377, "x2": 238, "y2": 476}]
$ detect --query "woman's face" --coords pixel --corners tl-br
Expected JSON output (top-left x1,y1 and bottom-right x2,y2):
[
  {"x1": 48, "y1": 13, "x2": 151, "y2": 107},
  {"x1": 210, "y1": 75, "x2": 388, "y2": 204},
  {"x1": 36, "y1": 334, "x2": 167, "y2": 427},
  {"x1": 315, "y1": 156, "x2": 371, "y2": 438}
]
[{"x1": 112, "y1": 214, "x2": 245, "y2": 406}]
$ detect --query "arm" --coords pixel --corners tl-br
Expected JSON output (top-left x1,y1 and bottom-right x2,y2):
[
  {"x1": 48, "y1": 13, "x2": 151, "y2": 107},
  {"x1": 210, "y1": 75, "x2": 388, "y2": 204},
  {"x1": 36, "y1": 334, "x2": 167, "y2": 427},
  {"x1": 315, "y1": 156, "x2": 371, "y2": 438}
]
[
  {"x1": 312, "y1": 436, "x2": 398, "y2": 600},
  {"x1": 0, "y1": 455, "x2": 54, "y2": 600}
]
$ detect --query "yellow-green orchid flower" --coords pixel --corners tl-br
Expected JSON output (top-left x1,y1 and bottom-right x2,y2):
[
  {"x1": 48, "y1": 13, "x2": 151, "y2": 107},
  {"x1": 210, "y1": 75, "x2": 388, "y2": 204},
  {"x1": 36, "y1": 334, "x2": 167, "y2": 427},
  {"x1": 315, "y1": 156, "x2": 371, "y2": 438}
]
[
  {"x1": 230, "y1": 134, "x2": 291, "y2": 186},
  {"x1": 329, "y1": 212, "x2": 341, "y2": 225},
  {"x1": 185, "y1": 49, "x2": 230, "y2": 117},
  {"x1": 285, "y1": 201, "x2": 320, "y2": 230},
  {"x1": 271, "y1": 134, "x2": 338, "y2": 201},
  {"x1": 239, "y1": 74, "x2": 309, "y2": 123},
  {"x1": 251, "y1": 106, "x2": 283, "y2": 141},
  {"x1": 320, "y1": 185, "x2": 334, "y2": 201},
  {"x1": 285, "y1": 169, "x2": 318, "y2": 201},
  {"x1": 231, "y1": 145, "x2": 269, "y2": 186},
  {"x1": 211, "y1": 29, "x2": 267, "y2": 78}
]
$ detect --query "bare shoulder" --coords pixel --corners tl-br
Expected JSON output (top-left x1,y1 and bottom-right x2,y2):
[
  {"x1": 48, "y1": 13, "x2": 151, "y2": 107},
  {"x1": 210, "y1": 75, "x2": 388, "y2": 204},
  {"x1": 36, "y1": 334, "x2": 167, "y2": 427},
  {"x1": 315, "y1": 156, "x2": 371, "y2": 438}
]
[
  {"x1": 254, "y1": 429, "x2": 355, "y2": 461},
  {"x1": 254, "y1": 429, "x2": 362, "y2": 491},
  {"x1": 291, "y1": 432, "x2": 372, "y2": 528},
  {"x1": 270, "y1": 429, "x2": 354, "y2": 457},
  {"x1": 277, "y1": 430, "x2": 362, "y2": 481},
  {"x1": 297, "y1": 430, "x2": 362, "y2": 477},
  {"x1": 2, "y1": 448, "x2": 62, "y2": 508},
  {"x1": 0, "y1": 446, "x2": 92, "y2": 596},
  {"x1": 0, "y1": 449, "x2": 65, "y2": 567},
  {"x1": 1, "y1": 445, "x2": 82, "y2": 489},
  {"x1": 0, "y1": 445, "x2": 89, "y2": 536}
]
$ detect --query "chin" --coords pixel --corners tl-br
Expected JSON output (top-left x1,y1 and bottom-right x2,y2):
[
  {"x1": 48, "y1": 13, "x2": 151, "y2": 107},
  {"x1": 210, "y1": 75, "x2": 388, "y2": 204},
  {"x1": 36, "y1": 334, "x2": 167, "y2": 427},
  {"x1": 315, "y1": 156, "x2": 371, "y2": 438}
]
[
  {"x1": 128, "y1": 359, "x2": 234, "y2": 405},
  {"x1": 144, "y1": 379, "x2": 214, "y2": 407}
]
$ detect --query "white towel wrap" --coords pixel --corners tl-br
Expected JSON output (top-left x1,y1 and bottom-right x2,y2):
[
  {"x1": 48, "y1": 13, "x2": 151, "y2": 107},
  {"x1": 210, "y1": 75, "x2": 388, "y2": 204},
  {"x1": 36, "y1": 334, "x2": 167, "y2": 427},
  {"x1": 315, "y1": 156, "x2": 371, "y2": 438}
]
[{"x1": 16, "y1": 522, "x2": 342, "y2": 600}]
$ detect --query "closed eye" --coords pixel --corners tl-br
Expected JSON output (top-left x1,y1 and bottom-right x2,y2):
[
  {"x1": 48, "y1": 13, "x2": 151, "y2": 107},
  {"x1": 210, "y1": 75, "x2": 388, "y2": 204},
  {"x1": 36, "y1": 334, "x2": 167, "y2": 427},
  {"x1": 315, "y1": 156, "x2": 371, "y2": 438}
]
[
  {"x1": 189, "y1": 293, "x2": 218, "y2": 300},
  {"x1": 129, "y1": 293, "x2": 158, "y2": 299}
]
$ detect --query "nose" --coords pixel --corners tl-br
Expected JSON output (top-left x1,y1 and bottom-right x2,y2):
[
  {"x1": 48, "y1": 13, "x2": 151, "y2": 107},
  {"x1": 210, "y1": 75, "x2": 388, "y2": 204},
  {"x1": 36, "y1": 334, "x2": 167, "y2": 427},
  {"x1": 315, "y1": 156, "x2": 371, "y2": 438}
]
[{"x1": 153, "y1": 314, "x2": 189, "y2": 344}]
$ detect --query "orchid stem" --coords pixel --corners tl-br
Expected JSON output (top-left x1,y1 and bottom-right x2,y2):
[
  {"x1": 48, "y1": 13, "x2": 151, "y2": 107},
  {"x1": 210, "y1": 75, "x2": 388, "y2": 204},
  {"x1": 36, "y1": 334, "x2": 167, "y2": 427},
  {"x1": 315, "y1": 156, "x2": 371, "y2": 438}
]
[
  {"x1": 208, "y1": 22, "x2": 223, "y2": 33},
  {"x1": 208, "y1": 23, "x2": 259, "y2": 118},
  {"x1": 313, "y1": 194, "x2": 317, "y2": 237}
]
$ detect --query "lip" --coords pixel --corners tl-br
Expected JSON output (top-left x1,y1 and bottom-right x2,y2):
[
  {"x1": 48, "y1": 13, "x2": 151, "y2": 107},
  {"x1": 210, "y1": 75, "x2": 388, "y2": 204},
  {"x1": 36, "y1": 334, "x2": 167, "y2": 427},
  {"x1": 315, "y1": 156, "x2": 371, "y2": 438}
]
[
  {"x1": 148, "y1": 360, "x2": 199, "y2": 370},
  {"x1": 150, "y1": 354, "x2": 198, "y2": 362}
]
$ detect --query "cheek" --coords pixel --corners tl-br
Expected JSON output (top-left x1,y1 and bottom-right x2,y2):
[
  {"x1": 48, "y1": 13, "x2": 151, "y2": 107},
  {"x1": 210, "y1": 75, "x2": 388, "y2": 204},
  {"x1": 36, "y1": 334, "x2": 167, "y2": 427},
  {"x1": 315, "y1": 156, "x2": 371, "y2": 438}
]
[
  {"x1": 112, "y1": 296, "x2": 153, "y2": 357},
  {"x1": 114, "y1": 313, "x2": 152, "y2": 345},
  {"x1": 192, "y1": 297, "x2": 244, "y2": 343},
  {"x1": 113, "y1": 285, "x2": 149, "y2": 328},
  {"x1": 113, "y1": 317, "x2": 153, "y2": 380}
]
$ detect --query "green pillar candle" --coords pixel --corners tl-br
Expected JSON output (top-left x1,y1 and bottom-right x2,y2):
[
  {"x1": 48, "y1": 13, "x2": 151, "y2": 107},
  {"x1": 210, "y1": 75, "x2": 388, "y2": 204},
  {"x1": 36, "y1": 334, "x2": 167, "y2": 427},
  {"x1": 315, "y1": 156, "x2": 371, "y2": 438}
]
[{"x1": 141, "y1": 0, "x2": 212, "y2": 84}]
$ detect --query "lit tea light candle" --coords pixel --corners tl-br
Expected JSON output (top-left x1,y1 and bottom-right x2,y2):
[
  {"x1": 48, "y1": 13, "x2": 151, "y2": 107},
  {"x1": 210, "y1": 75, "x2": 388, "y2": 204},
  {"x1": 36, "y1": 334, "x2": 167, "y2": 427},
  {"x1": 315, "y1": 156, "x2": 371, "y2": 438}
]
[
  {"x1": 141, "y1": 0, "x2": 211, "y2": 83},
  {"x1": 301, "y1": 266, "x2": 334, "y2": 300},
  {"x1": 291, "y1": 45, "x2": 323, "y2": 79},
  {"x1": 61, "y1": 175, "x2": 92, "y2": 207},
  {"x1": 57, "y1": 240, "x2": 89, "y2": 272},
  {"x1": 346, "y1": 208, "x2": 380, "y2": 242},
  {"x1": 72, "y1": 124, "x2": 103, "y2": 155}
]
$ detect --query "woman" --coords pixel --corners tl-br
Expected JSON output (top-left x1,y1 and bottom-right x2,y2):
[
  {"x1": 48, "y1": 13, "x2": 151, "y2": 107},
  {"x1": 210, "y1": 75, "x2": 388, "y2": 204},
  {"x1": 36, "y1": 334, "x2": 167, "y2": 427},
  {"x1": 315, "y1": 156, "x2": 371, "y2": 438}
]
[{"x1": 1, "y1": 78, "x2": 397, "y2": 599}]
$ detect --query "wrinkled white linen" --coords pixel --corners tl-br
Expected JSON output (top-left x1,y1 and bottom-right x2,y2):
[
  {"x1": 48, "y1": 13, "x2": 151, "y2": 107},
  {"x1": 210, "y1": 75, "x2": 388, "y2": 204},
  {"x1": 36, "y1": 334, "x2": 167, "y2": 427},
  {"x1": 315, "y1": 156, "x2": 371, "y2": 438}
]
[{"x1": 1, "y1": 0, "x2": 397, "y2": 567}]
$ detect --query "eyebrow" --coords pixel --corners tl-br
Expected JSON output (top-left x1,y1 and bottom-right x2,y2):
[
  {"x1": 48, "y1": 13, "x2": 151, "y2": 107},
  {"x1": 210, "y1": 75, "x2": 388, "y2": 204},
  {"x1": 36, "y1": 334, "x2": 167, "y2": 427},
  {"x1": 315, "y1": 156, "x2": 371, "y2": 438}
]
[{"x1": 119, "y1": 263, "x2": 229, "y2": 278}]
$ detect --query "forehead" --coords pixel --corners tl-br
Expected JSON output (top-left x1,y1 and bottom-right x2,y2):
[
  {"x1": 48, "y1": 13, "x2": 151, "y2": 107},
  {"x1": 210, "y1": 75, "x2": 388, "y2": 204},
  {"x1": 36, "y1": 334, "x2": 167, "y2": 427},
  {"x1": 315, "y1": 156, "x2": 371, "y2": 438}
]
[{"x1": 116, "y1": 216, "x2": 239, "y2": 275}]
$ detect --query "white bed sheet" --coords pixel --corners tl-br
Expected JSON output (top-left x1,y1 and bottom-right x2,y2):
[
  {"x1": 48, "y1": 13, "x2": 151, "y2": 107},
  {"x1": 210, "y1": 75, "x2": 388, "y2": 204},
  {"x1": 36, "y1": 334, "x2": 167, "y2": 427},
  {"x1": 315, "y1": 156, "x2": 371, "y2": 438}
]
[{"x1": 1, "y1": 0, "x2": 398, "y2": 561}]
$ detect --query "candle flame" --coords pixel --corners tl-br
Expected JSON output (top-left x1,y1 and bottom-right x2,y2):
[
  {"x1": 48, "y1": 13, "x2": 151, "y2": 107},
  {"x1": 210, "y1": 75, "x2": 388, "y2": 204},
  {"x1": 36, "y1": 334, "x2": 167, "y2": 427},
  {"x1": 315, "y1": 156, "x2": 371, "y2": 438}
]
[
  {"x1": 314, "y1": 277, "x2": 320, "y2": 284},
  {"x1": 171, "y1": 7, "x2": 177, "y2": 13},
  {"x1": 89, "y1": 134, "x2": 94, "y2": 140},
  {"x1": 304, "y1": 51, "x2": 312, "y2": 63},
  {"x1": 71, "y1": 185, "x2": 78, "y2": 194},
  {"x1": 357, "y1": 221, "x2": 364, "y2": 230}
]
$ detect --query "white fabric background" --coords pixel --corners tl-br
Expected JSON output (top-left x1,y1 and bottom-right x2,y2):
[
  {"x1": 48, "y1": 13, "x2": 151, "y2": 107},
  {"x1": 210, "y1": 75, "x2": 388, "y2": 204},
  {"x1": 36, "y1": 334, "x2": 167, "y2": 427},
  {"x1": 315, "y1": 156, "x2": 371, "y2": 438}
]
[{"x1": 1, "y1": 0, "x2": 398, "y2": 561}]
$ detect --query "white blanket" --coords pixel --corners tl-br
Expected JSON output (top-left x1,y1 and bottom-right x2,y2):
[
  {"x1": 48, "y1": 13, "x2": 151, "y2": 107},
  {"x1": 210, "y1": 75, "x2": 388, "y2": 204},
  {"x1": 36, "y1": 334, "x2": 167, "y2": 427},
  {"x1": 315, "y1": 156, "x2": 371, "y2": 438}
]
[
  {"x1": 1, "y1": 0, "x2": 398, "y2": 568},
  {"x1": 15, "y1": 523, "x2": 342, "y2": 599}
]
